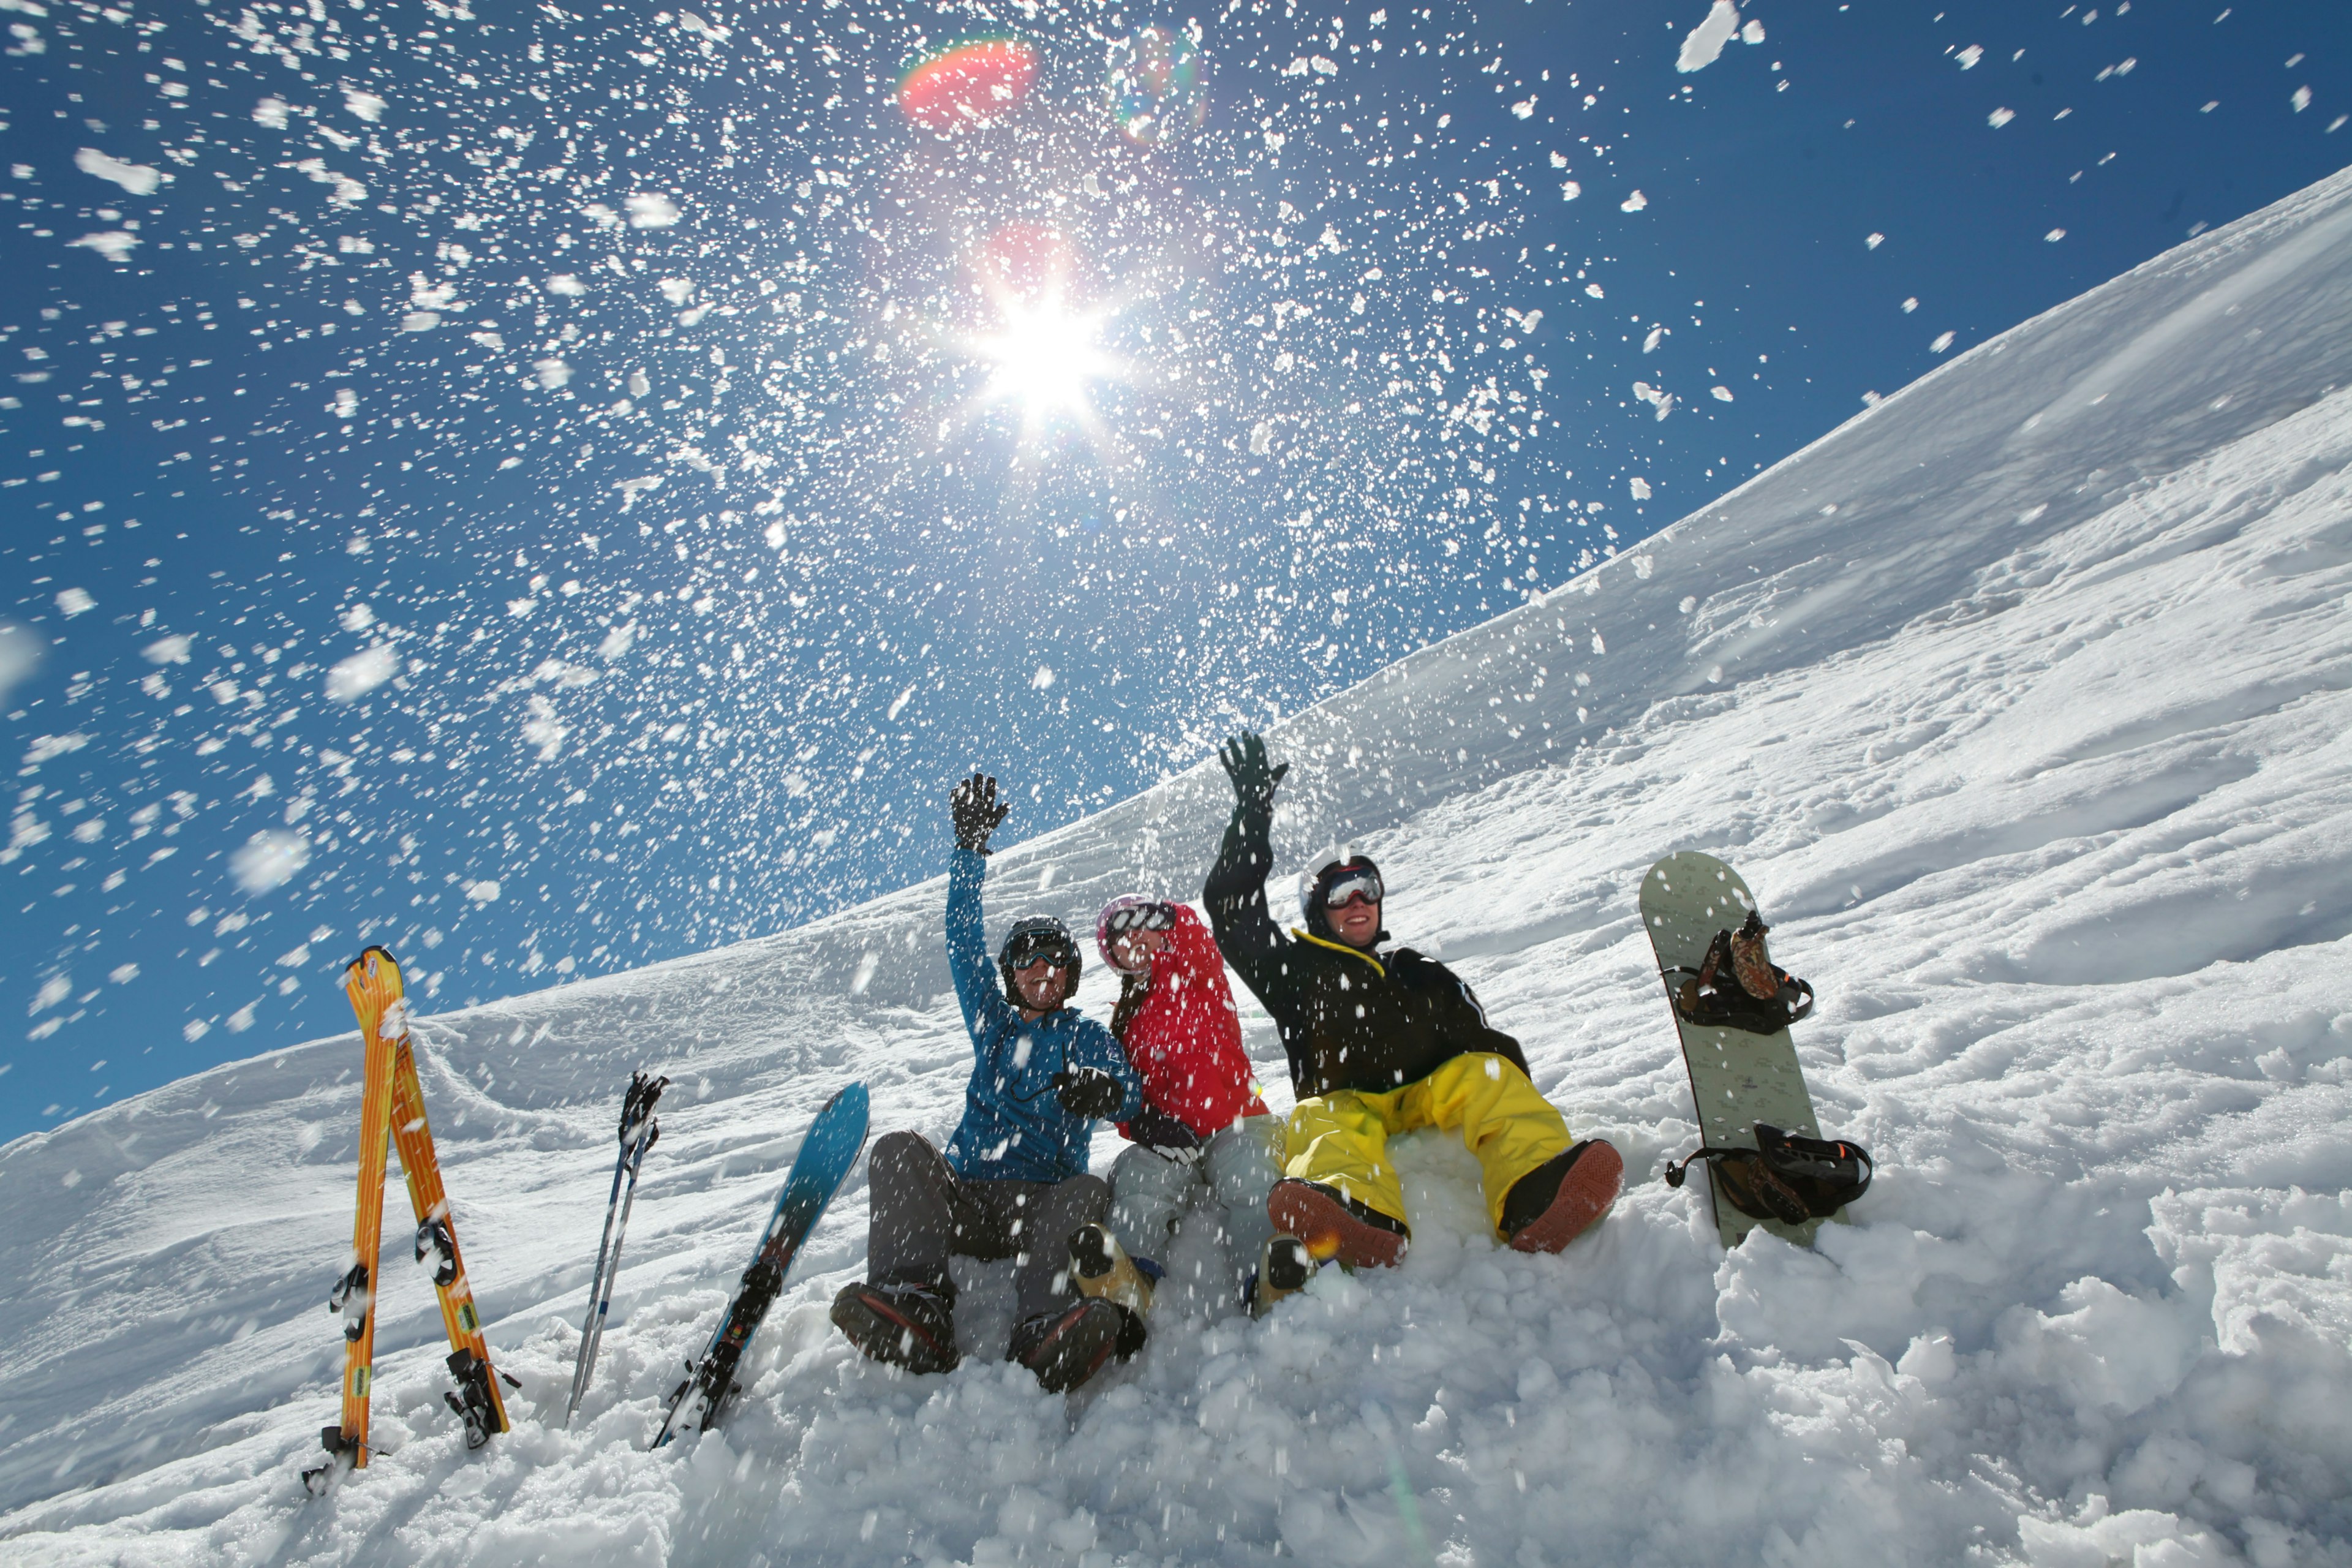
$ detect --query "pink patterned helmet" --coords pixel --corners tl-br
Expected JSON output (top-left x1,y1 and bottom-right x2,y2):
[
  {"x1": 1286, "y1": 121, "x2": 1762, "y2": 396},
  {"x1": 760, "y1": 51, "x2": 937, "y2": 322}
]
[{"x1": 1095, "y1": 895, "x2": 1177, "y2": 972}]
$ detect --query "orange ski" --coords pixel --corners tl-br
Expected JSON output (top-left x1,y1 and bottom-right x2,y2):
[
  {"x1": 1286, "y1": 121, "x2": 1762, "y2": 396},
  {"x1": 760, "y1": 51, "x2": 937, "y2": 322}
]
[
  {"x1": 306, "y1": 946, "x2": 510, "y2": 1493},
  {"x1": 386, "y1": 997, "x2": 512, "y2": 1447},
  {"x1": 306, "y1": 949, "x2": 398, "y2": 1491}
]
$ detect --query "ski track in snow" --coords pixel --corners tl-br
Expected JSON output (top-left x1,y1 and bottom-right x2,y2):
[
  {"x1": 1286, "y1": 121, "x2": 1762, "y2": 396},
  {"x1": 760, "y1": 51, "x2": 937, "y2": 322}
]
[{"x1": 6, "y1": 170, "x2": 2352, "y2": 1567}]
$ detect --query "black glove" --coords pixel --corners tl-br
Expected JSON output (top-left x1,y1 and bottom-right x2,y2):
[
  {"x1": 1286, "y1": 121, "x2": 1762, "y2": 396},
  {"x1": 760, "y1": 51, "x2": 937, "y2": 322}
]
[
  {"x1": 950, "y1": 772, "x2": 1010, "y2": 854},
  {"x1": 1218, "y1": 732, "x2": 1289, "y2": 815},
  {"x1": 1052, "y1": 1067, "x2": 1125, "y2": 1120},
  {"x1": 1127, "y1": 1104, "x2": 1204, "y2": 1163}
]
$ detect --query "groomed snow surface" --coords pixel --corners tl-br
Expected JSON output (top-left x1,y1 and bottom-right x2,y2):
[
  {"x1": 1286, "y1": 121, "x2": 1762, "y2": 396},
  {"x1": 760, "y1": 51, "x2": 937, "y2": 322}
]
[{"x1": 6, "y1": 168, "x2": 2352, "y2": 1567}]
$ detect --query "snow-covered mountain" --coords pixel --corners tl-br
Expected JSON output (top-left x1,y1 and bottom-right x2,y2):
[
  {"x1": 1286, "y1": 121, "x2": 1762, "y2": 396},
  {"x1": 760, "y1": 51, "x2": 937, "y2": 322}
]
[{"x1": 5, "y1": 167, "x2": 2351, "y2": 1567}]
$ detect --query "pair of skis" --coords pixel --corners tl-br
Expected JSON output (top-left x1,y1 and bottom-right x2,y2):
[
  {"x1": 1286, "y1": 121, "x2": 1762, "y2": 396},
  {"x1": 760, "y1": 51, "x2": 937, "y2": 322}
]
[
  {"x1": 308, "y1": 946, "x2": 869, "y2": 1474},
  {"x1": 306, "y1": 947, "x2": 515, "y2": 1494}
]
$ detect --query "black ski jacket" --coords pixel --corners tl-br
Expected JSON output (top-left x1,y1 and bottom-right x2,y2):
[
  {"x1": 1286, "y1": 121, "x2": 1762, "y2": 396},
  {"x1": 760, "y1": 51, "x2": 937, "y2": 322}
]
[{"x1": 1202, "y1": 801, "x2": 1531, "y2": 1098}]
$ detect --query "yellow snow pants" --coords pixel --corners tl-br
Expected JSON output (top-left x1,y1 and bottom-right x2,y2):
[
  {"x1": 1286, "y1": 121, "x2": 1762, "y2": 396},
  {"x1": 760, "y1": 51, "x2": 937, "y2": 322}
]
[{"x1": 1281, "y1": 1053, "x2": 1572, "y2": 1237}]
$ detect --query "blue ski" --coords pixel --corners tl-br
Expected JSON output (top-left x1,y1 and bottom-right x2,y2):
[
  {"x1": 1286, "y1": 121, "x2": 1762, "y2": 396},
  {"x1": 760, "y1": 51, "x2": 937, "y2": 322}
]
[{"x1": 655, "y1": 1082, "x2": 869, "y2": 1446}]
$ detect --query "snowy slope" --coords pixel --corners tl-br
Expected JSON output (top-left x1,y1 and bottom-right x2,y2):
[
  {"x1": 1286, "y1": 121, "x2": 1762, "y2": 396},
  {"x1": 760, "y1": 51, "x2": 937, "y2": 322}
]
[{"x1": 4, "y1": 167, "x2": 2351, "y2": 1567}]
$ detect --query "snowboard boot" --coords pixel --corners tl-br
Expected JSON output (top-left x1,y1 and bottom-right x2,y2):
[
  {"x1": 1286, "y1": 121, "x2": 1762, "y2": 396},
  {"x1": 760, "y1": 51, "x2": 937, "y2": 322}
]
[
  {"x1": 1245, "y1": 1234, "x2": 1316, "y2": 1318},
  {"x1": 1267, "y1": 1178, "x2": 1410, "y2": 1269},
  {"x1": 830, "y1": 1281, "x2": 960, "y2": 1374},
  {"x1": 1501, "y1": 1140, "x2": 1625, "y2": 1253},
  {"x1": 1068, "y1": 1223, "x2": 1159, "y2": 1315},
  {"x1": 1011, "y1": 1298, "x2": 1145, "y2": 1393}
]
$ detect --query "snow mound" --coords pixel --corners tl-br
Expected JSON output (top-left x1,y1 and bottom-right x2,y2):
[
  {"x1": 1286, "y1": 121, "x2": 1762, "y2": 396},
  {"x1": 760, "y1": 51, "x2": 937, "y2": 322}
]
[{"x1": 6, "y1": 171, "x2": 2352, "y2": 1566}]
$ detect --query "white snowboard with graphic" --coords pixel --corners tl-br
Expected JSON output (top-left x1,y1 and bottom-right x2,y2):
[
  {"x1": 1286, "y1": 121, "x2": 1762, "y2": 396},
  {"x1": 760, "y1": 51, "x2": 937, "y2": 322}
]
[{"x1": 1639, "y1": 851, "x2": 1826, "y2": 1249}]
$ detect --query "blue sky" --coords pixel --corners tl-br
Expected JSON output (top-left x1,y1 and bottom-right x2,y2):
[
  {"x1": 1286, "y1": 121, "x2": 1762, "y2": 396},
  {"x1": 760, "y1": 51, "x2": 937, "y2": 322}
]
[{"x1": 1, "y1": 0, "x2": 2343, "y2": 1143}]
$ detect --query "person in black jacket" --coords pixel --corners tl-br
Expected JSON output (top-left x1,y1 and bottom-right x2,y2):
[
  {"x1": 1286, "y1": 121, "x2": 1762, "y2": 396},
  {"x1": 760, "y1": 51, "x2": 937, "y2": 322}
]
[{"x1": 1203, "y1": 731, "x2": 1623, "y2": 1268}]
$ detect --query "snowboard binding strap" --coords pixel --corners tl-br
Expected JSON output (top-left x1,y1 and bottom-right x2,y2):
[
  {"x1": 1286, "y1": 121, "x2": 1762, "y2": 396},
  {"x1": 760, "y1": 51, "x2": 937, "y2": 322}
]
[
  {"x1": 1664, "y1": 1123, "x2": 1873, "y2": 1224},
  {"x1": 1667, "y1": 910, "x2": 1815, "y2": 1034}
]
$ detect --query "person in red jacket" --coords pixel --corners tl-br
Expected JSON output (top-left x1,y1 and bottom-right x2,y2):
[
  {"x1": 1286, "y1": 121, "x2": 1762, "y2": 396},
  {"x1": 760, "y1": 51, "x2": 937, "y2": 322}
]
[{"x1": 1095, "y1": 896, "x2": 1308, "y2": 1315}]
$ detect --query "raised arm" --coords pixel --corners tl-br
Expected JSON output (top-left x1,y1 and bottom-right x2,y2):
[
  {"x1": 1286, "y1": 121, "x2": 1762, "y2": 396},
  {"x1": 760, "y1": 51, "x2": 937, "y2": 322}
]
[
  {"x1": 1202, "y1": 731, "x2": 1291, "y2": 1001},
  {"x1": 944, "y1": 772, "x2": 1012, "y2": 1039}
]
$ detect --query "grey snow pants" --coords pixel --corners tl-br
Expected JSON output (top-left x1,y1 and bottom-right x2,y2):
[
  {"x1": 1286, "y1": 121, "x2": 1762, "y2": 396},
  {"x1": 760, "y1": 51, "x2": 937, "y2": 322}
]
[
  {"x1": 1106, "y1": 1117, "x2": 1282, "y2": 1294},
  {"x1": 865, "y1": 1129, "x2": 1110, "y2": 1325}
]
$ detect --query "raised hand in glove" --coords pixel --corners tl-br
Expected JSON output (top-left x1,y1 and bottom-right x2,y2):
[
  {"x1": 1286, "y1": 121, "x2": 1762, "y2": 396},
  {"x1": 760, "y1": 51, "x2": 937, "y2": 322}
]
[
  {"x1": 1126, "y1": 1104, "x2": 1204, "y2": 1164},
  {"x1": 1052, "y1": 1067, "x2": 1126, "y2": 1120},
  {"x1": 950, "y1": 772, "x2": 1011, "y2": 854},
  {"x1": 1217, "y1": 732, "x2": 1289, "y2": 814}
]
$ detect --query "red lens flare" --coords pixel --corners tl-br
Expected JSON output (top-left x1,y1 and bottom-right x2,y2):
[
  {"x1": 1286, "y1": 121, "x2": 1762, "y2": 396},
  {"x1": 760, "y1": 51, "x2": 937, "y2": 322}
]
[{"x1": 897, "y1": 38, "x2": 1040, "y2": 133}]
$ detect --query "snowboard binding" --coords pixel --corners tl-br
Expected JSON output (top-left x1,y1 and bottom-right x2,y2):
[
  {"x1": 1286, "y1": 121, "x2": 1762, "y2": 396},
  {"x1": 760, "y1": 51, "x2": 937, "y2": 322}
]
[
  {"x1": 1664, "y1": 1123, "x2": 1873, "y2": 1224},
  {"x1": 1667, "y1": 910, "x2": 1814, "y2": 1034}
]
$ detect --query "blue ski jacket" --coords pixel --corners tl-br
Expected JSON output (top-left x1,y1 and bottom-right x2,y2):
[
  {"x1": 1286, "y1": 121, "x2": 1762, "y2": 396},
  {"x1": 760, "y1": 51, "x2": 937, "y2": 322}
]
[{"x1": 941, "y1": 848, "x2": 1144, "y2": 1183}]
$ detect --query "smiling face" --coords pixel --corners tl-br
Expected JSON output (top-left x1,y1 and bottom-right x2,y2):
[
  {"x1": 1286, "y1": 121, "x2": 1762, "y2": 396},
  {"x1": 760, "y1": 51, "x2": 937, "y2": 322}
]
[
  {"x1": 1108, "y1": 924, "x2": 1171, "y2": 974},
  {"x1": 1328, "y1": 890, "x2": 1382, "y2": 949},
  {"x1": 1012, "y1": 957, "x2": 1072, "y2": 1012}
]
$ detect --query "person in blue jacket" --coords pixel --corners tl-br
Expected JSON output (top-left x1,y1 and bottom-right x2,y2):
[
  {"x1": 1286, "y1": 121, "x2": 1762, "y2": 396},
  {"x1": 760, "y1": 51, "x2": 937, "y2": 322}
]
[{"x1": 831, "y1": 772, "x2": 1150, "y2": 1393}]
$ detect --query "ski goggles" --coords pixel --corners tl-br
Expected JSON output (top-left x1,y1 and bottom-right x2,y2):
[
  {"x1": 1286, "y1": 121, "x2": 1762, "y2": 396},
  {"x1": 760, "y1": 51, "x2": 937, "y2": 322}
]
[
  {"x1": 1321, "y1": 865, "x2": 1384, "y2": 909},
  {"x1": 1103, "y1": 902, "x2": 1175, "y2": 936},
  {"x1": 1004, "y1": 933, "x2": 1077, "y2": 971}
]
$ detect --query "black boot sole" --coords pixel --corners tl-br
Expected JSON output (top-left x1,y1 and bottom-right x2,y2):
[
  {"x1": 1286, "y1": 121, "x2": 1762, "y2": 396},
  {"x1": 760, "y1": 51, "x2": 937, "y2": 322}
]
[
  {"x1": 1264, "y1": 1235, "x2": 1314, "y2": 1292},
  {"x1": 1016, "y1": 1300, "x2": 1131, "y2": 1393},
  {"x1": 830, "y1": 1289, "x2": 960, "y2": 1374}
]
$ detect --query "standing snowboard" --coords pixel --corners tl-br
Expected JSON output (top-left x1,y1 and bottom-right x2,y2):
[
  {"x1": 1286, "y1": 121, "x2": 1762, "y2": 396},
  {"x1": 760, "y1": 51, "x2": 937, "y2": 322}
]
[
  {"x1": 1639, "y1": 853, "x2": 1828, "y2": 1248},
  {"x1": 655, "y1": 1081, "x2": 869, "y2": 1446}
]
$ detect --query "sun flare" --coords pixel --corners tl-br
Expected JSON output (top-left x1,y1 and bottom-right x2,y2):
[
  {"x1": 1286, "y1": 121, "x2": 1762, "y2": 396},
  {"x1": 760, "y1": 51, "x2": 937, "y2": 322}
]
[{"x1": 970, "y1": 293, "x2": 1121, "y2": 429}]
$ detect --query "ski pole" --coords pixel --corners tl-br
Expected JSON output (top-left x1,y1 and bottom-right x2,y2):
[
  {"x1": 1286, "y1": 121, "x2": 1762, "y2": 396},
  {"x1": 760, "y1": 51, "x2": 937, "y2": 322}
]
[
  {"x1": 564, "y1": 1072, "x2": 667, "y2": 1427},
  {"x1": 573, "y1": 1118, "x2": 657, "y2": 1420},
  {"x1": 564, "y1": 1140, "x2": 635, "y2": 1426}
]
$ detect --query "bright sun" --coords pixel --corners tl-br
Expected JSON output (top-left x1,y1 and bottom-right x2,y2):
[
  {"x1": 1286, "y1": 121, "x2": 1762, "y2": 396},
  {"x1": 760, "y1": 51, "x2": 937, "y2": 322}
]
[{"x1": 971, "y1": 293, "x2": 1120, "y2": 428}]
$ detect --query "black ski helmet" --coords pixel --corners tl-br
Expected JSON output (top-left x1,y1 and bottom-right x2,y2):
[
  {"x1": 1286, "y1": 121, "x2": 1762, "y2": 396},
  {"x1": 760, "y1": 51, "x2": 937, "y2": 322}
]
[
  {"x1": 1301, "y1": 854, "x2": 1389, "y2": 943},
  {"x1": 998, "y1": 915, "x2": 1082, "y2": 1006}
]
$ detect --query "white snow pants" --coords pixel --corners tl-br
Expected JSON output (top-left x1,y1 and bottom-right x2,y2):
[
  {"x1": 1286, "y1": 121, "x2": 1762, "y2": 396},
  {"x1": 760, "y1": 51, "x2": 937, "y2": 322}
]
[{"x1": 1106, "y1": 1117, "x2": 1282, "y2": 1299}]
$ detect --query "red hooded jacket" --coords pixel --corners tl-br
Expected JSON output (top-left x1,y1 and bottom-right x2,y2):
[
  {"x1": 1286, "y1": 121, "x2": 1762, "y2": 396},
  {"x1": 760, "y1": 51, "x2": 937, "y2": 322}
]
[{"x1": 1112, "y1": 903, "x2": 1268, "y2": 1138}]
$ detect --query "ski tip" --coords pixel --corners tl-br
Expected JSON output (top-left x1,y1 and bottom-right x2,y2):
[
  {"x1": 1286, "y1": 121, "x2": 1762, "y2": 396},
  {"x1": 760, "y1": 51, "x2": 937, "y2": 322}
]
[{"x1": 344, "y1": 945, "x2": 402, "y2": 984}]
